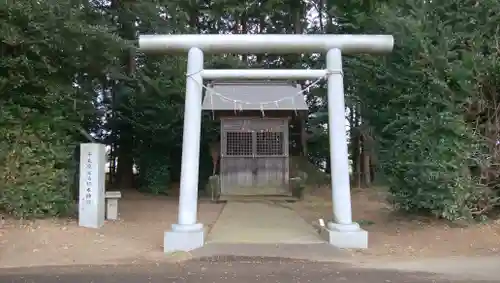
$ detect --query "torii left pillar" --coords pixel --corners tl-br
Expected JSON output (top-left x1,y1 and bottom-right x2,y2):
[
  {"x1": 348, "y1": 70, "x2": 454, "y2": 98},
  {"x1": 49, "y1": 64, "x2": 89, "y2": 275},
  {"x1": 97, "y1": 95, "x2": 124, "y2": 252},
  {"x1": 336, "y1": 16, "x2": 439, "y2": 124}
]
[{"x1": 163, "y1": 48, "x2": 205, "y2": 252}]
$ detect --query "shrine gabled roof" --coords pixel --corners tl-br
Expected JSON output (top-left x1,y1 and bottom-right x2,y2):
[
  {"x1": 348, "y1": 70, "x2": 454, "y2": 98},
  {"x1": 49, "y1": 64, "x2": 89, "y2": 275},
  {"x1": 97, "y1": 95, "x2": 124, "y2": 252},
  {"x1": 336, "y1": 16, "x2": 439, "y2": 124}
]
[{"x1": 202, "y1": 80, "x2": 309, "y2": 111}]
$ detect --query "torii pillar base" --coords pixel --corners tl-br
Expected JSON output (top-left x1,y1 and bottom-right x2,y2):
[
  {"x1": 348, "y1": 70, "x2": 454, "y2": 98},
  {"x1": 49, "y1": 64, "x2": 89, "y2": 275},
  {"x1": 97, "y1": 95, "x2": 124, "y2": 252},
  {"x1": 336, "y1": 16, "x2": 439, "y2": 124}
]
[
  {"x1": 164, "y1": 223, "x2": 204, "y2": 253},
  {"x1": 320, "y1": 222, "x2": 368, "y2": 249}
]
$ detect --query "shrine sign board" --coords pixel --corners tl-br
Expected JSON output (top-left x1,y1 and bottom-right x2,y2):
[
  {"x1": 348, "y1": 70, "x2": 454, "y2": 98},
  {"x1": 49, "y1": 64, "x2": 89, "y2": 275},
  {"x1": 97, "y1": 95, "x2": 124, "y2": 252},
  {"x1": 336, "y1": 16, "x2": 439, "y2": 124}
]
[{"x1": 78, "y1": 143, "x2": 106, "y2": 228}]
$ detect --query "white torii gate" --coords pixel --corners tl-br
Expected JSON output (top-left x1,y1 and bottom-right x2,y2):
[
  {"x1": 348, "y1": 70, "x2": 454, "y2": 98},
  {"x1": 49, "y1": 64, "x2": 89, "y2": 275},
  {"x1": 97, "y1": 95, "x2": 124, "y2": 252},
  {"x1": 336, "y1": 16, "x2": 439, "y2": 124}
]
[{"x1": 138, "y1": 34, "x2": 394, "y2": 252}]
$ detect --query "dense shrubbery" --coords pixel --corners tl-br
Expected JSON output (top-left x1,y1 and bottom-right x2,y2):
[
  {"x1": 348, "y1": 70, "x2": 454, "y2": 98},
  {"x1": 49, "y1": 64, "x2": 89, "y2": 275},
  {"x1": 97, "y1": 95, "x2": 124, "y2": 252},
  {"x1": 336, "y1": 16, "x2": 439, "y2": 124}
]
[
  {"x1": 0, "y1": 1, "x2": 122, "y2": 217},
  {"x1": 352, "y1": 0, "x2": 500, "y2": 220}
]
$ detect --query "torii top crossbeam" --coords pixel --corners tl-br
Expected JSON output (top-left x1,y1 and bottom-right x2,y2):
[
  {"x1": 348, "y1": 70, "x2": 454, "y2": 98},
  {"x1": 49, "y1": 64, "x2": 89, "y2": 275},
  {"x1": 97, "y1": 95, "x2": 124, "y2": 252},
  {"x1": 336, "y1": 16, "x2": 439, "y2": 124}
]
[{"x1": 138, "y1": 34, "x2": 394, "y2": 54}]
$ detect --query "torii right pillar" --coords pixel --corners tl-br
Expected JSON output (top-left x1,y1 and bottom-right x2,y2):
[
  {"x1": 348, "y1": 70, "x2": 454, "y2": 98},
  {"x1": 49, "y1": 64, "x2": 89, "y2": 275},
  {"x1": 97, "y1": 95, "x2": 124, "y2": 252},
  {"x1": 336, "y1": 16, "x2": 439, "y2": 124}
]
[{"x1": 324, "y1": 48, "x2": 368, "y2": 248}]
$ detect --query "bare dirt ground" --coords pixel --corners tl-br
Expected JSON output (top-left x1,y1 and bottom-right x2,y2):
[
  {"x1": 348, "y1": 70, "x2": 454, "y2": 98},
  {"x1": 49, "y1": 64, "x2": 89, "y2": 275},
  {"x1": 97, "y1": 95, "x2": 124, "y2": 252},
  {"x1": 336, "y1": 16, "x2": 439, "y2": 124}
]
[
  {"x1": 291, "y1": 186, "x2": 500, "y2": 260},
  {"x1": 2, "y1": 186, "x2": 500, "y2": 269},
  {"x1": 0, "y1": 190, "x2": 224, "y2": 268}
]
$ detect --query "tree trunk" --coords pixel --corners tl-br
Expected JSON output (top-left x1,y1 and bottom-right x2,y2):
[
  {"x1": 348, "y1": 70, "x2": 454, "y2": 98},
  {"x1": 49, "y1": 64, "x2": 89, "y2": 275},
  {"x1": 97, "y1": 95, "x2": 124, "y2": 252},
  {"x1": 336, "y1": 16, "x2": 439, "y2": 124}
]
[
  {"x1": 300, "y1": 117, "x2": 308, "y2": 157},
  {"x1": 349, "y1": 105, "x2": 361, "y2": 188},
  {"x1": 359, "y1": 133, "x2": 371, "y2": 188},
  {"x1": 112, "y1": 0, "x2": 136, "y2": 190}
]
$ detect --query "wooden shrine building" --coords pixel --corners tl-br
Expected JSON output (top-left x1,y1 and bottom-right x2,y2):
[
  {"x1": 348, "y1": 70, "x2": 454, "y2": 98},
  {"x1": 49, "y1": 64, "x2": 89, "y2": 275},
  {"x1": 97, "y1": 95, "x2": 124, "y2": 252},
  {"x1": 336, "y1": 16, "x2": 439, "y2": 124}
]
[{"x1": 202, "y1": 80, "x2": 309, "y2": 199}]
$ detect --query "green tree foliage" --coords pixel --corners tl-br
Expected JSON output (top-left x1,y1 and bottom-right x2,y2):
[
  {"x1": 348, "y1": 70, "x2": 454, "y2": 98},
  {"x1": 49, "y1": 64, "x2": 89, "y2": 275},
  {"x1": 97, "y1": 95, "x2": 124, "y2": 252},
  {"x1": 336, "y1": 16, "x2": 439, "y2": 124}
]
[
  {"x1": 0, "y1": 1, "x2": 124, "y2": 217},
  {"x1": 132, "y1": 56, "x2": 187, "y2": 193},
  {"x1": 348, "y1": 0, "x2": 500, "y2": 220}
]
